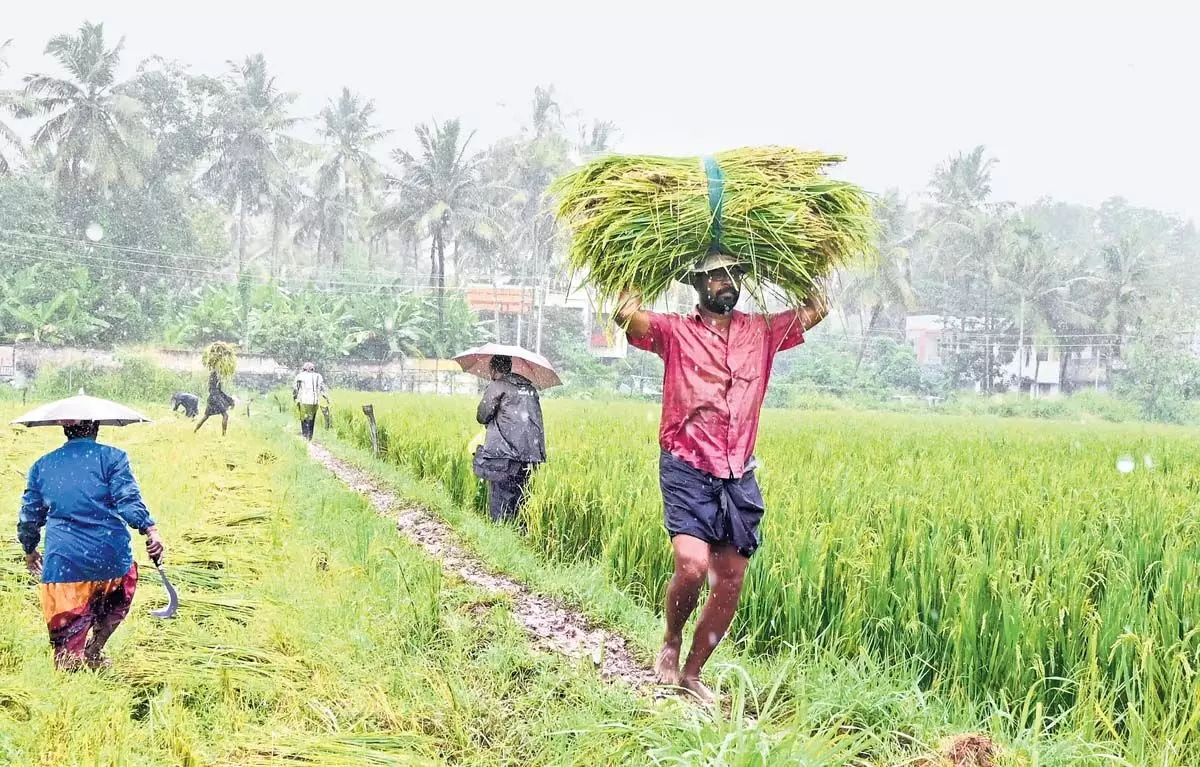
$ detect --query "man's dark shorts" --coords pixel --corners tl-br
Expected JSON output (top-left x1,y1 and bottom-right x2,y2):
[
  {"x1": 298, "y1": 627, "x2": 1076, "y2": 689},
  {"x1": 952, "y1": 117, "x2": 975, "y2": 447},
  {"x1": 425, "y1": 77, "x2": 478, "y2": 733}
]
[{"x1": 658, "y1": 451, "x2": 765, "y2": 558}]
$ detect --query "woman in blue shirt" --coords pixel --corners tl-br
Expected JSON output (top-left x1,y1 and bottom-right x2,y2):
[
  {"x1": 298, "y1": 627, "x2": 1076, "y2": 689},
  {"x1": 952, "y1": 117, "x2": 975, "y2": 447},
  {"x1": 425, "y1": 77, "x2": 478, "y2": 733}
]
[{"x1": 17, "y1": 420, "x2": 166, "y2": 670}]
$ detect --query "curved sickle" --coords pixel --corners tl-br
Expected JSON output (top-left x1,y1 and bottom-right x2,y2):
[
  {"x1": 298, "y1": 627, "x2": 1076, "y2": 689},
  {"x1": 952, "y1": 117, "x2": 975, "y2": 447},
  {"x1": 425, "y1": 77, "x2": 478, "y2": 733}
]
[{"x1": 149, "y1": 559, "x2": 179, "y2": 619}]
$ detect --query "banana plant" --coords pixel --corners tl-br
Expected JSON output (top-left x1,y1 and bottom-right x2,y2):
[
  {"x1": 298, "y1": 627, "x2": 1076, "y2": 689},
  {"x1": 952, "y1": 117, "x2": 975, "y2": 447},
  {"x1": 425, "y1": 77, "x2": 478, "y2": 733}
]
[{"x1": 342, "y1": 291, "x2": 430, "y2": 361}]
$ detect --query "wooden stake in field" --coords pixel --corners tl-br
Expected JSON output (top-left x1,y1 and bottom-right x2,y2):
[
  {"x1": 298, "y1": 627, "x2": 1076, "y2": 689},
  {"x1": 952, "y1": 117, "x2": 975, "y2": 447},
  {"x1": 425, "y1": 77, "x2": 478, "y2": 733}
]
[{"x1": 362, "y1": 404, "x2": 379, "y2": 456}]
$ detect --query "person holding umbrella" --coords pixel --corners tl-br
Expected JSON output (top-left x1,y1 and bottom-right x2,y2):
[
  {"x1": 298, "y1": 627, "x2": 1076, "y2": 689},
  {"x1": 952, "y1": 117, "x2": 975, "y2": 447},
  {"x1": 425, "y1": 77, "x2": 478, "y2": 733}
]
[
  {"x1": 455, "y1": 344, "x2": 557, "y2": 525},
  {"x1": 13, "y1": 394, "x2": 167, "y2": 671}
]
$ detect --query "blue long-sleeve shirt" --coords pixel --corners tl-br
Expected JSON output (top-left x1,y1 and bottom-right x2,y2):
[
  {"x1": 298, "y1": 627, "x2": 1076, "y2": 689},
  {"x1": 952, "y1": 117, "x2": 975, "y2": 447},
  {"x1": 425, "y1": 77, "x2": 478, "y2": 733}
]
[{"x1": 17, "y1": 436, "x2": 156, "y2": 583}]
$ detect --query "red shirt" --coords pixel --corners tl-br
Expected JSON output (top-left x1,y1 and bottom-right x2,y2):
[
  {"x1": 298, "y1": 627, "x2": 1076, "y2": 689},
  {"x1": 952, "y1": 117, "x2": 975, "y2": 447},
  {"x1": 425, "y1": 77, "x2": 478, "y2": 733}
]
[{"x1": 629, "y1": 308, "x2": 805, "y2": 479}]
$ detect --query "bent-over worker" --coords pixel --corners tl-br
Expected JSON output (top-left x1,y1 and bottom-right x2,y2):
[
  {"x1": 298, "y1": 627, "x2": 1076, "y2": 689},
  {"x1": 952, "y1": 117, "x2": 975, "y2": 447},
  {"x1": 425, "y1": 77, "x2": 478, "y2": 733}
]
[
  {"x1": 472, "y1": 355, "x2": 546, "y2": 524},
  {"x1": 17, "y1": 420, "x2": 166, "y2": 670},
  {"x1": 170, "y1": 391, "x2": 199, "y2": 419},
  {"x1": 616, "y1": 249, "x2": 828, "y2": 704}
]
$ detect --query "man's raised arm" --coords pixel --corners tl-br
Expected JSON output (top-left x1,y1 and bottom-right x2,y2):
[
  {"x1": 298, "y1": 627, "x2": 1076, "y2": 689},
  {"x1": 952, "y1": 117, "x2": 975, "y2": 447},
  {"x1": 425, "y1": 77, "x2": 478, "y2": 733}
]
[
  {"x1": 768, "y1": 290, "x2": 830, "y2": 352},
  {"x1": 796, "y1": 290, "x2": 829, "y2": 331},
  {"x1": 615, "y1": 290, "x2": 652, "y2": 339}
]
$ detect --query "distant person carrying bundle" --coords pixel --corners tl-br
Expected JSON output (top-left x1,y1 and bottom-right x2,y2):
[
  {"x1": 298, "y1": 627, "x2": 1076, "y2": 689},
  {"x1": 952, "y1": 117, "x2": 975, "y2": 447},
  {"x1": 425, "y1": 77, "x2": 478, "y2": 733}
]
[
  {"x1": 293, "y1": 362, "x2": 330, "y2": 442},
  {"x1": 194, "y1": 370, "x2": 233, "y2": 437},
  {"x1": 196, "y1": 342, "x2": 236, "y2": 437},
  {"x1": 616, "y1": 250, "x2": 829, "y2": 705},
  {"x1": 170, "y1": 392, "x2": 199, "y2": 419}
]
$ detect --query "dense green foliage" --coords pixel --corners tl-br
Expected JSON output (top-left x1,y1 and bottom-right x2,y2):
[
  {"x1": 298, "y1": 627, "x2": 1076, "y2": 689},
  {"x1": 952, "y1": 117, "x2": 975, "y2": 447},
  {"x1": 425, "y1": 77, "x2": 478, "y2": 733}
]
[{"x1": 29, "y1": 354, "x2": 203, "y2": 403}]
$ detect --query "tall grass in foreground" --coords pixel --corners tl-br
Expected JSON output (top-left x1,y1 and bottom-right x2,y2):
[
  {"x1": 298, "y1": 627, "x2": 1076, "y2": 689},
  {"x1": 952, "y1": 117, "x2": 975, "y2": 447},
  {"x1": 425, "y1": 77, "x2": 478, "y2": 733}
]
[{"x1": 331, "y1": 393, "x2": 1200, "y2": 763}]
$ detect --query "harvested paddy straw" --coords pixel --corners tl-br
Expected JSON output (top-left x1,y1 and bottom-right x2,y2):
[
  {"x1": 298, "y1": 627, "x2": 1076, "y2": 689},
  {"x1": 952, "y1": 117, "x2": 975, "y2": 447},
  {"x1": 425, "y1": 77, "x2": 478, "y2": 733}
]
[
  {"x1": 551, "y1": 146, "x2": 876, "y2": 305},
  {"x1": 202, "y1": 340, "x2": 237, "y2": 381}
]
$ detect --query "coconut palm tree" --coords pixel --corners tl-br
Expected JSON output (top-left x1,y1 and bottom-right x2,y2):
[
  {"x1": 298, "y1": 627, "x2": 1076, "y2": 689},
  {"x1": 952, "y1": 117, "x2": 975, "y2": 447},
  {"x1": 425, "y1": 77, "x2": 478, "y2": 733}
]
[
  {"x1": 309, "y1": 87, "x2": 390, "y2": 265},
  {"x1": 996, "y1": 220, "x2": 1091, "y2": 393},
  {"x1": 530, "y1": 85, "x2": 562, "y2": 140},
  {"x1": 20, "y1": 22, "x2": 148, "y2": 197},
  {"x1": 928, "y1": 145, "x2": 996, "y2": 216},
  {"x1": 577, "y1": 119, "x2": 618, "y2": 162},
  {"x1": 842, "y1": 190, "x2": 920, "y2": 378},
  {"x1": 0, "y1": 39, "x2": 25, "y2": 175},
  {"x1": 202, "y1": 54, "x2": 298, "y2": 273},
  {"x1": 1091, "y1": 232, "x2": 1158, "y2": 374},
  {"x1": 375, "y1": 118, "x2": 484, "y2": 326}
]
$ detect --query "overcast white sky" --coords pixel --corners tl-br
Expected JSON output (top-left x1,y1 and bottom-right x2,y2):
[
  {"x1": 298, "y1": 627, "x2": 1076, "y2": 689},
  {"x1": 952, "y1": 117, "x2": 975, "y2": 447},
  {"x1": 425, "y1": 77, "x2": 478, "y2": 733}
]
[{"x1": 5, "y1": 0, "x2": 1197, "y2": 222}]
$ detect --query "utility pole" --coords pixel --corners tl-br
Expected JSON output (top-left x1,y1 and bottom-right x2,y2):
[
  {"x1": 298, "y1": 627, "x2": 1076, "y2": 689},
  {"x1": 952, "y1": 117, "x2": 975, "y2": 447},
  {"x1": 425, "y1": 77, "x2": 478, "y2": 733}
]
[
  {"x1": 533, "y1": 220, "x2": 546, "y2": 354},
  {"x1": 1016, "y1": 295, "x2": 1026, "y2": 396},
  {"x1": 535, "y1": 274, "x2": 545, "y2": 354},
  {"x1": 492, "y1": 271, "x2": 502, "y2": 343}
]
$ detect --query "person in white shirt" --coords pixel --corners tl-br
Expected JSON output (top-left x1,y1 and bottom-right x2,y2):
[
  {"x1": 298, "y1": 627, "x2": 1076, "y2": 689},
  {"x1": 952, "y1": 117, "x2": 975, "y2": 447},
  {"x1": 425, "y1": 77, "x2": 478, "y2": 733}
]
[{"x1": 292, "y1": 362, "x2": 330, "y2": 441}]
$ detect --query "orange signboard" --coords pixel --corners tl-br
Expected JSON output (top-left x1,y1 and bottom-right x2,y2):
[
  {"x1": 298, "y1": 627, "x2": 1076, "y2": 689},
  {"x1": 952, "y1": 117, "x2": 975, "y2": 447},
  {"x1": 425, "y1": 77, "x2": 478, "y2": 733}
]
[{"x1": 465, "y1": 286, "x2": 534, "y2": 315}]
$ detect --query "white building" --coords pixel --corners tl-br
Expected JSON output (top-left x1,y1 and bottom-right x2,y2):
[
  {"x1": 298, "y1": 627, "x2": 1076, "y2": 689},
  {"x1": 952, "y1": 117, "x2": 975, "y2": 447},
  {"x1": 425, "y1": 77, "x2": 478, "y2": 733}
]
[{"x1": 904, "y1": 314, "x2": 1109, "y2": 396}]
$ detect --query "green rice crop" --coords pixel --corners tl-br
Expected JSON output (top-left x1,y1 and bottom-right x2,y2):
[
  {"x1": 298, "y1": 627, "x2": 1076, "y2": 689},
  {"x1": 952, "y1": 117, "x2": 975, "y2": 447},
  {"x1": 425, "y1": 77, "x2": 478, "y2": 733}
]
[
  {"x1": 550, "y1": 147, "x2": 876, "y2": 306},
  {"x1": 331, "y1": 393, "x2": 1200, "y2": 763}
]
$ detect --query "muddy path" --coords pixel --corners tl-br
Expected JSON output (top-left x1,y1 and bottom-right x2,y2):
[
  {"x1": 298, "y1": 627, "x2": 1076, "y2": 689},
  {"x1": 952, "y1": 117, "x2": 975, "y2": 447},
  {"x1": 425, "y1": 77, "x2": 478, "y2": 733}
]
[{"x1": 307, "y1": 442, "x2": 659, "y2": 691}]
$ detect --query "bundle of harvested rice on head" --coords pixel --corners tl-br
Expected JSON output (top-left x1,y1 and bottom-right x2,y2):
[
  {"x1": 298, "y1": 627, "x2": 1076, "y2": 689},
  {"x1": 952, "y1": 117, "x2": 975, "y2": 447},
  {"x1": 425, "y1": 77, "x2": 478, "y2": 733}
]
[
  {"x1": 202, "y1": 341, "x2": 237, "y2": 381},
  {"x1": 551, "y1": 146, "x2": 876, "y2": 306}
]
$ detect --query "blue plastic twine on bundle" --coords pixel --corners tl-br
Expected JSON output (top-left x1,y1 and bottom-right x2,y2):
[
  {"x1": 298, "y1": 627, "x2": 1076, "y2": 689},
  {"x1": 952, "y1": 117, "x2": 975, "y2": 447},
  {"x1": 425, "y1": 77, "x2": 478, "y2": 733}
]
[{"x1": 702, "y1": 155, "x2": 725, "y2": 254}]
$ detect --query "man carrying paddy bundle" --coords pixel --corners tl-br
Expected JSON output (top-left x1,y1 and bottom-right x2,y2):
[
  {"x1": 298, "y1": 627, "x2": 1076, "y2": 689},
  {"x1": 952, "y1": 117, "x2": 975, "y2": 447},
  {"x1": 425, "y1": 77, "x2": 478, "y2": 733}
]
[
  {"x1": 17, "y1": 420, "x2": 166, "y2": 671},
  {"x1": 293, "y1": 362, "x2": 330, "y2": 442},
  {"x1": 615, "y1": 250, "x2": 828, "y2": 704}
]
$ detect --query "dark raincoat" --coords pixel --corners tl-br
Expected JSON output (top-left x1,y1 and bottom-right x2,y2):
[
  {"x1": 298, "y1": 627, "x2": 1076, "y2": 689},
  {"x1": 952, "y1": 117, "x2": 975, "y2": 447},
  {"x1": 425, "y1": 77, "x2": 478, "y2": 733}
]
[
  {"x1": 472, "y1": 372, "x2": 546, "y2": 523},
  {"x1": 473, "y1": 372, "x2": 546, "y2": 474}
]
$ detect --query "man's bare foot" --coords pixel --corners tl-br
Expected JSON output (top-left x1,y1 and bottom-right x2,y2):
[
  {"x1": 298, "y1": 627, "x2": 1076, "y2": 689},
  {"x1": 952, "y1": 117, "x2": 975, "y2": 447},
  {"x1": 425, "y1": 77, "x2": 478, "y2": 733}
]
[
  {"x1": 654, "y1": 643, "x2": 681, "y2": 685},
  {"x1": 84, "y1": 653, "x2": 112, "y2": 670},
  {"x1": 679, "y1": 675, "x2": 715, "y2": 706}
]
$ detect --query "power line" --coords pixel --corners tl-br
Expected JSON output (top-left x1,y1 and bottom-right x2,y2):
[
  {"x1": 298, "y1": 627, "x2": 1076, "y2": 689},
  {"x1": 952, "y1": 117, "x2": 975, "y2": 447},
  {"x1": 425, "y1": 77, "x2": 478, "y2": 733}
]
[
  {"x1": 0, "y1": 242, "x2": 481, "y2": 293},
  {"x1": 1, "y1": 237, "x2": 1198, "y2": 350},
  {"x1": 0, "y1": 225, "x2": 503, "y2": 285},
  {"x1": 0, "y1": 243, "x2": 215, "y2": 276},
  {"x1": 0, "y1": 228, "x2": 230, "y2": 264}
]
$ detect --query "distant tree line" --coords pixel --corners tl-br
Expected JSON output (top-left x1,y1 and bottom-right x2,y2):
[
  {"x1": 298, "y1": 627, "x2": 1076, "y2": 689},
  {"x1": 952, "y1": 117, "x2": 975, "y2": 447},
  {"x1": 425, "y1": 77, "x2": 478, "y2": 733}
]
[{"x1": 0, "y1": 23, "x2": 1197, "y2": 411}]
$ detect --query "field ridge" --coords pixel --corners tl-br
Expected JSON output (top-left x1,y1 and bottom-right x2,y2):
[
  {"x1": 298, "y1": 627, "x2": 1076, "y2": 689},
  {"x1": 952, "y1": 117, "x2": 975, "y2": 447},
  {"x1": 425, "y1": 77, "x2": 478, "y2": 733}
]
[{"x1": 306, "y1": 440, "x2": 658, "y2": 690}]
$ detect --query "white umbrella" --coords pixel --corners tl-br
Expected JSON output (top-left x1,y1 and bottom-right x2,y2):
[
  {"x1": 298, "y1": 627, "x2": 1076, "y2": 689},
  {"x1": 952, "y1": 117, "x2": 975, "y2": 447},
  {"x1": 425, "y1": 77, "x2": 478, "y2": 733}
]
[
  {"x1": 453, "y1": 343, "x2": 562, "y2": 390},
  {"x1": 11, "y1": 393, "x2": 151, "y2": 427}
]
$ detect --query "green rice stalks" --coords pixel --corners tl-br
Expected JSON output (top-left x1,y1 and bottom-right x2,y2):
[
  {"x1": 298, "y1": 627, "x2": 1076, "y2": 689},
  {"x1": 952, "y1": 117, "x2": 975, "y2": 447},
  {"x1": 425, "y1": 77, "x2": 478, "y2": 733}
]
[
  {"x1": 550, "y1": 146, "x2": 878, "y2": 307},
  {"x1": 202, "y1": 341, "x2": 238, "y2": 382}
]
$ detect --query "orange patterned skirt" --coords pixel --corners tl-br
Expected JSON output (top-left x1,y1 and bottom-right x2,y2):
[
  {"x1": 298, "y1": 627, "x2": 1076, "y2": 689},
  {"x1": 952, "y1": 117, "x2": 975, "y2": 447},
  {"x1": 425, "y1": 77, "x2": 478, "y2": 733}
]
[{"x1": 40, "y1": 564, "x2": 138, "y2": 661}]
